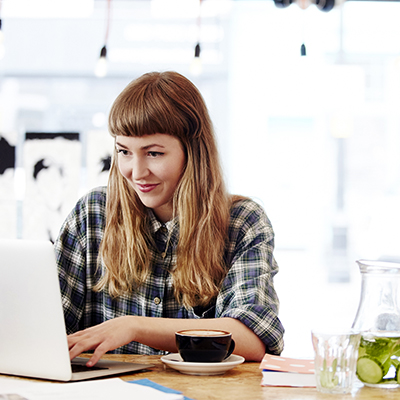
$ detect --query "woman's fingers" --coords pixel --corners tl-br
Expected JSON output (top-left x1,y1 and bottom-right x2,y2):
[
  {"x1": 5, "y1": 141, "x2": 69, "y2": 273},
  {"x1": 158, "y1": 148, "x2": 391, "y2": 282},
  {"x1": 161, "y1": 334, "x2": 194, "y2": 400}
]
[
  {"x1": 87, "y1": 342, "x2": 113, "y2": 366},
  {"x1": 67, "y1": 316, "x2": 136, "y2": 366}
]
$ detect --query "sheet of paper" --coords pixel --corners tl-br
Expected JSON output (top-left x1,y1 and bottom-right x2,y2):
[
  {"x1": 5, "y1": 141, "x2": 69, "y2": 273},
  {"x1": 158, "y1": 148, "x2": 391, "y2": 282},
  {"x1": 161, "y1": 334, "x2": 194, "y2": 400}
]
[{"x1": 0, "y1": 378, "x2": 183, "y2": 400}]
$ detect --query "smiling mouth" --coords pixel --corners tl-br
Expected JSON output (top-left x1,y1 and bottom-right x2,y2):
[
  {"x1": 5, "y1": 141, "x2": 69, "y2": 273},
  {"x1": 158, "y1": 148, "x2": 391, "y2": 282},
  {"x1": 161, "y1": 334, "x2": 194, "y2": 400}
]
[{"x1": 136, "y1": 183, "x2": 159, "y2": 193}]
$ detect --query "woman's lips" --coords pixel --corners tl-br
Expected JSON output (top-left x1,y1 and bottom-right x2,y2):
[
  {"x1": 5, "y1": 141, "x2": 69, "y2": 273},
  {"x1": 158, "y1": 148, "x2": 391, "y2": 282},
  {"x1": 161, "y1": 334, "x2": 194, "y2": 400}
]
[{"x1": 136, "y1": 183, "x2": 159, "y2": 193}]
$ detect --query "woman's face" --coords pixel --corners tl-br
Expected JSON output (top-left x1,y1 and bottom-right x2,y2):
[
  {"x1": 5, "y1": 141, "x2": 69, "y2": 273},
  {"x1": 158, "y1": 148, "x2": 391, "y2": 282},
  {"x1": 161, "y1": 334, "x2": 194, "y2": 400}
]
[{"x1": 115, "y1": 133, "x2": 186, "y2": 223}]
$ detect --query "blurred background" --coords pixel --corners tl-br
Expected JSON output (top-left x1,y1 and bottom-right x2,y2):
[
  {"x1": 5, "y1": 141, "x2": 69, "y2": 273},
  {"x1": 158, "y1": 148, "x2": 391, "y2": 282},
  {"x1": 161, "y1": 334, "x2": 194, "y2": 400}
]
[{"x1": 1, "y1": 0, "x2": 400, "y2": 357}]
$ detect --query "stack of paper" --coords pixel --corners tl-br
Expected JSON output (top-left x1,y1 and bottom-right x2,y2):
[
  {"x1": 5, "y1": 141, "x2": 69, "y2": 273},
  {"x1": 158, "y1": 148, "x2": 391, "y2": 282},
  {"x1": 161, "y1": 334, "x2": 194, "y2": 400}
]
[
  {"x1": 0, "y1": 377, "x2": 184, "y2": 400},
  {"x1": 260, "y1": 354, "x2": 316, "y2": 387}
]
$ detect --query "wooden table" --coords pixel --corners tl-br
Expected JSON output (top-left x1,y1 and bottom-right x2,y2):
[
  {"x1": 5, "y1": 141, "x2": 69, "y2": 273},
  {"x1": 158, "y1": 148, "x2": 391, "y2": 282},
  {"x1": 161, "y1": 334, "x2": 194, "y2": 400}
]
[
  {"x1": 89, "y1": 354, "x2": 400, "y2": 400},
  {"x1": 1, "y1": 354, "x2": 399, "y2": 399}
]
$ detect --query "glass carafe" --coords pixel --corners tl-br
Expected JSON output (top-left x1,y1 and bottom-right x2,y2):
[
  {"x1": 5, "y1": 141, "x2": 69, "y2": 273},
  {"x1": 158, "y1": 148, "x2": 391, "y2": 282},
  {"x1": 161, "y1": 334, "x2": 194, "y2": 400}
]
[{"x1": 352, "y1": 259, "x2": 400, "y2": 388}]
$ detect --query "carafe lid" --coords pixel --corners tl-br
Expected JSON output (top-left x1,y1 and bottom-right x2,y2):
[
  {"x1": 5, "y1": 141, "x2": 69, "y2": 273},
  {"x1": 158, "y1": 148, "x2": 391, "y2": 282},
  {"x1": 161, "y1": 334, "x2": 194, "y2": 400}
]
[{"x1": 357, "y1": 259, "x2": 400, "y2": 274}]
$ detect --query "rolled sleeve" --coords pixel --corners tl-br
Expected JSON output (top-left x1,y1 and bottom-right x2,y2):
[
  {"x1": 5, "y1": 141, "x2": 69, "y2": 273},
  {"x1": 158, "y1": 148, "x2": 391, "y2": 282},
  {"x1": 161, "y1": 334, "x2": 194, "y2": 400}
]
[{"x1": 215, "y1": 199, "x2": 284, "y2": 355}]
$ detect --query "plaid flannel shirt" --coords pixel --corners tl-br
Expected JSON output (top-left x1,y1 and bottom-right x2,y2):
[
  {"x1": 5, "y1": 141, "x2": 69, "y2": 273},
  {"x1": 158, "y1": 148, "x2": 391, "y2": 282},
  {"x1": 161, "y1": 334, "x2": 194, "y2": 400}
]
[{"x1": 55, "y1": 187, "x2": 284, "y2": 355}]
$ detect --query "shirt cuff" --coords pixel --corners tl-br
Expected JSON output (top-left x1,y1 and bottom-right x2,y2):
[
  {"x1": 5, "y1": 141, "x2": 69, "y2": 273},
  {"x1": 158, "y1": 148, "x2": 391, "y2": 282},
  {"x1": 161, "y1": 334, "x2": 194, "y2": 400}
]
[{"x1": 221, "y1": 305, "x2": 284, "y2": 355}]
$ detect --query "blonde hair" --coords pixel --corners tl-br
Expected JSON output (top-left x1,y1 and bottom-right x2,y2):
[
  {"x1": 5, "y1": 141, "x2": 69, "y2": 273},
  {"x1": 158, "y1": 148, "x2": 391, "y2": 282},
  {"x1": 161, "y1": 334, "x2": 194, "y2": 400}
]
[{"x1": 96, "y1": 71, "x2": 231, "y2": 308}]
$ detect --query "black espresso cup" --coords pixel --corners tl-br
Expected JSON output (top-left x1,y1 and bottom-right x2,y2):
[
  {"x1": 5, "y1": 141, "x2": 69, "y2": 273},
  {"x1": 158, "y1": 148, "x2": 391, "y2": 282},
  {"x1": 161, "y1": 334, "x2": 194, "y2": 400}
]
[{"x1": 175, "y1": 329, "x2": 235, "y2": 363}]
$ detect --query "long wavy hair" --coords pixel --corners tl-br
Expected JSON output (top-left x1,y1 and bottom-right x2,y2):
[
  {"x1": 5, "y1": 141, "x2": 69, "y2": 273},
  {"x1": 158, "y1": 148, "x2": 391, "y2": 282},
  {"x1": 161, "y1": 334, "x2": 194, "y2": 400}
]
[{"x1": 96, "y1": 71, "x2": 231, "y2": 308}]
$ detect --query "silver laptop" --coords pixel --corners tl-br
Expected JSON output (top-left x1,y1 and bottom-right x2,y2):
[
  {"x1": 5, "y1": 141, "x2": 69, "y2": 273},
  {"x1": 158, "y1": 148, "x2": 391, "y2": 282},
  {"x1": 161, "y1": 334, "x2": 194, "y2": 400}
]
[{"x1": 0, "y1": 239, "x2": 153, "y2": 381}]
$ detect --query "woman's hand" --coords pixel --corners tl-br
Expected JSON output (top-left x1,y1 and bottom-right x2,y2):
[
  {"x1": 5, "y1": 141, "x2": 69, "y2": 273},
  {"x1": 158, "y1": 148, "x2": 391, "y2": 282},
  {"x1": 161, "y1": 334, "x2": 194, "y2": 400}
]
[{"x1": 68, "y1": 316, "x2": 136, "y2": 367}]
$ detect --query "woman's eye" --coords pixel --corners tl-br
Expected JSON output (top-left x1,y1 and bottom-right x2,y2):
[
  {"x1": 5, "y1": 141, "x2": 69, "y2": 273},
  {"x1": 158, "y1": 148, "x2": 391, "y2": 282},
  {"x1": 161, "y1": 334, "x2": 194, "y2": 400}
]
[
  {"x1": 116, "y1": 149, "x2": 130, "y2": 156},
  {"x1": 148, "y1": 151, "x2": 163, "y2": 158}
]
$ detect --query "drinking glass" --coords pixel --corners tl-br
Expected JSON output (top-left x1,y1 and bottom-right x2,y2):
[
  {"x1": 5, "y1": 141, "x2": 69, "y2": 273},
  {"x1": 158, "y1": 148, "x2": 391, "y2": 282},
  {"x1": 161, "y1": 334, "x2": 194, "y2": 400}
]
[{"x1": 312, "y1": 330, "x2": 361, "y2": 394}]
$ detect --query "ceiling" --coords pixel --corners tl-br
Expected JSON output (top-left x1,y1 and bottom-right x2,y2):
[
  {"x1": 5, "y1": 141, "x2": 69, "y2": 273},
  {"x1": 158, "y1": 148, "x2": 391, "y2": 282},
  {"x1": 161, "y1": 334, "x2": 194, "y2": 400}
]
[{"x1": 0, "y1": 0, "x2": 231, "y2": 79}]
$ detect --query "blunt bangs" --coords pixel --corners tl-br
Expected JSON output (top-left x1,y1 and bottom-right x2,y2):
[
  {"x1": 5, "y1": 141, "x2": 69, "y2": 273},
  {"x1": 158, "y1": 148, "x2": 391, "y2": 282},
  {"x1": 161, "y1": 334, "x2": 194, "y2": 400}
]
[{"x1": 108, "y1": 72, "x2": 194, "y2": 140}]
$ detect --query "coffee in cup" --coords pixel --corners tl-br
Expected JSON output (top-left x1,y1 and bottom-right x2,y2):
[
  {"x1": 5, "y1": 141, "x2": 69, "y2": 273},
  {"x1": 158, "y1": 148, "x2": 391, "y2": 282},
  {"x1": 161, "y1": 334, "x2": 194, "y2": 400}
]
[{"x1": 175, "y1": 329, "x2": 235, "y2": 363}]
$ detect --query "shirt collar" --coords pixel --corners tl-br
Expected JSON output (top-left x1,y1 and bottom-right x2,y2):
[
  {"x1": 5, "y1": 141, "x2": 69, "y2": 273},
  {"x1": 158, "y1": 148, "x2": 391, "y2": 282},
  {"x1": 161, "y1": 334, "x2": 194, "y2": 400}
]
[{"x1": 147, "y1": 209, "x2": 178, "y2": 234}]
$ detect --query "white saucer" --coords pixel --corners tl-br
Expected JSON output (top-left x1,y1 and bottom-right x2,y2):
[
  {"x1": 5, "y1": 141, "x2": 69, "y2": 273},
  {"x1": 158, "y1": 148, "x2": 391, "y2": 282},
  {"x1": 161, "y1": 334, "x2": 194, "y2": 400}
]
[{"x1": 161, "y1": 353, "x2": 245, "y2": 376}]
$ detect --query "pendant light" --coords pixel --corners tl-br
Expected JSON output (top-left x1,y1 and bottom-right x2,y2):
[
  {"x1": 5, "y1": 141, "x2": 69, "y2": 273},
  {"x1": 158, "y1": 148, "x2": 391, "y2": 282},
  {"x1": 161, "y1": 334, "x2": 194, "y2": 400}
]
[
  {"x1": 190, "y1": 0, "x2": 203, "y2": 76},
  {"x1": 95, "y1": 0, "x2": 112, "y2": 78}
]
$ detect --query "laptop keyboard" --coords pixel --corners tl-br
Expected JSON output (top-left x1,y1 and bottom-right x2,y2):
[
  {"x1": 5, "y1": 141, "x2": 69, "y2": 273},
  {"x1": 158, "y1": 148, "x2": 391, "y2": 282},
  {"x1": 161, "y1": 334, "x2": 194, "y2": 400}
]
[{"x1": 71, "y1": 363, "x2": 108, "y2": 373}]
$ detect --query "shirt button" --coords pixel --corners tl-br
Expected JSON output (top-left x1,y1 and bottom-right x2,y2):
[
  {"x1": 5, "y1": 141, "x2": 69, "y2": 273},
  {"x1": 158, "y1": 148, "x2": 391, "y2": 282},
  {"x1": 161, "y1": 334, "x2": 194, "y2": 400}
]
[{"x1": 154, "y1": 297, "x2": 161, "y2": 305}]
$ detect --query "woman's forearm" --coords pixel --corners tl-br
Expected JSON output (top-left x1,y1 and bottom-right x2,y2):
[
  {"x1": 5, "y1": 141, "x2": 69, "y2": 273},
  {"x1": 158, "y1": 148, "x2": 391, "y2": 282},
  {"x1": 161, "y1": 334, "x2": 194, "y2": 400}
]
[
  {"x1": 132, "y1": 316, "x2": 266, "y2": 361},
  {"x1": 68, "y1": 316, "x2": 266, "y2": 367}
]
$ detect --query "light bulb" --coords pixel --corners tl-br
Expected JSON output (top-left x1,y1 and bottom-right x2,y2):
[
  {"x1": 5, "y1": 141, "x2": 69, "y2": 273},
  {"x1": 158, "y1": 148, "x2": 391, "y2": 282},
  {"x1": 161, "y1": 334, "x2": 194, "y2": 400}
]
[
  {"x1": 190, "y1": 57, "x2": 202, "y2": 76},
  {"x1": 94, "y1": 45, "x2": 108, "y2": 78},
  {"x1": 190, "y1": 43, "x2": 202, "y2": 76},
  {"x1": 95, "y1": 57, "x2": 107, "y2": 77}
]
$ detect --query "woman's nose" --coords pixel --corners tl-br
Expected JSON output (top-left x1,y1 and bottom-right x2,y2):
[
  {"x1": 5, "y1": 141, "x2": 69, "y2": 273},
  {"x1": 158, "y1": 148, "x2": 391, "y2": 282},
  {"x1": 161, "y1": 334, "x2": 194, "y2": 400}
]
[{"x1": 131, "y1": 158, "x2": 150, "y2": 180}]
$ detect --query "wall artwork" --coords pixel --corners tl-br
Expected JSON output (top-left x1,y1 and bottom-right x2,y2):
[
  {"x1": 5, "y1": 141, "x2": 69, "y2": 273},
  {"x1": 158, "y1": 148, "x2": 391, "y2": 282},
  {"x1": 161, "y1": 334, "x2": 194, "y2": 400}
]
[
  {"x1": 0, "y1": 129, "x2": 113, "y2": 241},
  {"x1": 22, "y1": 132, "x2": 81, "y2": 242}
]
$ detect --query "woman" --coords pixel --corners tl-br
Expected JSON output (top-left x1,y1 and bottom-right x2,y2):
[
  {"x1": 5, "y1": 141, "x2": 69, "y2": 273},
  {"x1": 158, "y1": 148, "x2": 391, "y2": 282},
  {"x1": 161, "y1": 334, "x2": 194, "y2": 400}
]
[{"x1": 55, "y1": 71, "x2": 284, "y2": 367}]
